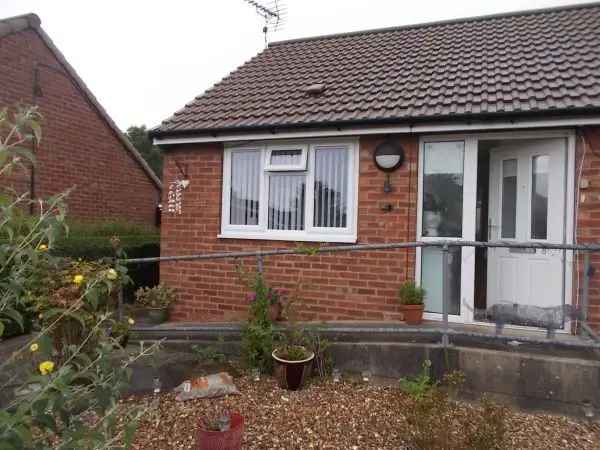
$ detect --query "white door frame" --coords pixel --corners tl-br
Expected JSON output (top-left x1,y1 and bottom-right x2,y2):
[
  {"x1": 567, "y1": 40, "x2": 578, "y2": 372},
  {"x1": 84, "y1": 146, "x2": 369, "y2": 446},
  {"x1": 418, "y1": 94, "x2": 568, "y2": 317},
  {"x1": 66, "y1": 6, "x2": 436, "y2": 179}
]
[{"x1": 415, "y1": 129, "x2": 576, "y2": 325}]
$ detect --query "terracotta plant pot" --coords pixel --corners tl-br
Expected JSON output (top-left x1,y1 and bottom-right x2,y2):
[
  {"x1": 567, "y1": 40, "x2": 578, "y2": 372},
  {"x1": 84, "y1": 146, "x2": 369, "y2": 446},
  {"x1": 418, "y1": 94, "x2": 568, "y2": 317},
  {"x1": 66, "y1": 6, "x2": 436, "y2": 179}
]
[
  {"x1": 272, "y1": 348, "x2": 315, "y2": 390},
  {"x1": 402, "y1": 304, "x2": 424, "y2": 325},
  {"x1": 269, "y1": 302, "x2": 283, "y2": 322},
  {"x1": 196, "y1": 412, "x2": 244, "y2": 450},
  {"x1": 147, "y1": 307, "x2": 169, "y2": 324}
]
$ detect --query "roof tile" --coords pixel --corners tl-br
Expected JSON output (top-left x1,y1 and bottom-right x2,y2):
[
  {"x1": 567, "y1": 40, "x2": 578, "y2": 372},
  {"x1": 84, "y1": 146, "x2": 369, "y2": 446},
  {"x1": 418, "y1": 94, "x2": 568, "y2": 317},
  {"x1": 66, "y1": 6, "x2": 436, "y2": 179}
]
[{"x1": 155, "y1": 3, "x2": 600, "y2": 135}]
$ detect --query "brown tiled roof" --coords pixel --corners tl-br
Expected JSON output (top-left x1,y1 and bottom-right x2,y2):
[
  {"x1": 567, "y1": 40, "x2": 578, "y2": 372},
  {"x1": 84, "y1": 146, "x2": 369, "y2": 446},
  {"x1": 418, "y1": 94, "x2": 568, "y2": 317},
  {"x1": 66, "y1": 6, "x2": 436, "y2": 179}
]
[{"x1": 154, "y1": 2, "x2": 600, "y2": 137}]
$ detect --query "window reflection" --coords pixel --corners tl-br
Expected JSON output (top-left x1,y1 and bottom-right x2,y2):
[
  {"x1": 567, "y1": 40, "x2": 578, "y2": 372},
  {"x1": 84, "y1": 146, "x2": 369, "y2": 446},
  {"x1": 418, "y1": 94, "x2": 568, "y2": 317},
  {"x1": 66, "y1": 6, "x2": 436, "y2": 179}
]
[
  {"x1": 422, "y1": 141, "x2": 464, "y2": 237},
  {"x1": 531, "y1": 155, "x2": 549, "y2": 240}
]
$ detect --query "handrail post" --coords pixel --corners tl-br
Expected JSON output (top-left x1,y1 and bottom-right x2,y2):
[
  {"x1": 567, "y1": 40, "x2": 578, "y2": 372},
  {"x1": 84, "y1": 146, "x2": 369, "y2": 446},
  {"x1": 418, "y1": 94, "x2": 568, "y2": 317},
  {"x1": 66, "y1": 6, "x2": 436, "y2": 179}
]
[{"x1": 441, "y1": 242, "x2": 450, "y2": 348}]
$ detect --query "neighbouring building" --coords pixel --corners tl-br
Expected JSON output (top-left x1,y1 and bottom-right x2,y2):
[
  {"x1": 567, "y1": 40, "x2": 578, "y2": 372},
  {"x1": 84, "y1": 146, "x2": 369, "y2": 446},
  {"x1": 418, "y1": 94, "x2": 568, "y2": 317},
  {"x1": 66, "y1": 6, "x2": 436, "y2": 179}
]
[
  {"x1": 0, "y1": 14, "x2": 161, "y2": 225},
  {"x1": 152, "y1": 3, "x2": 600, "y2": 332}
]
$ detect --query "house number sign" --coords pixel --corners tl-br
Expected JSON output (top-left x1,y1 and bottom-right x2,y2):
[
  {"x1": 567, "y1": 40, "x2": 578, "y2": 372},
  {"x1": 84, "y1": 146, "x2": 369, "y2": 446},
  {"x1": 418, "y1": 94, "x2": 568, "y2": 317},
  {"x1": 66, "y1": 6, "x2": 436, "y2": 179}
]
[{"x1": 167, "y1": 179, "x2": 189, "y2": 215}]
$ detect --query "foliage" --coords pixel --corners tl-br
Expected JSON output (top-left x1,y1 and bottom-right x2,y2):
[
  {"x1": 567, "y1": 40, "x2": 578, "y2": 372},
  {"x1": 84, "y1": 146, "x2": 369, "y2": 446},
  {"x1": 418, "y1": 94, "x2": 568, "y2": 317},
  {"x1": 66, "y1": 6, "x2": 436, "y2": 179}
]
[
  {"x1": 135, "y1": 284, "x2": 176, "y2": 309},
  {"x1": 404, "y1": 370, "x2": 508, "y2": 450},
  {"x1": 463, "y1": 396, "x2": 509, "y2": 450},
  {"x1": 304, "y1": 326, "x2": 332, "y2": 379},
  {"x1": 0, "y1": 106, "x2": 155, "y2": 449},
  {"x1": 399, "y1": 359, "x2": 433, "y2": 399},
  {"x1": 398, "y1": 281, "x2": 425, "y2": 306},
  {"x1": 237, "y1": 264, "x2": 275, "y2": 373},
  {"x1": 49, "y1": 221, "x2": 160, "y2": 304},
  {"x1": 192, "y1": 336, "x2": 226, "y2": 364},
  {"x1": 295, "y1": 245, "x2": 320, "y2": 256},
  {"x1": 124, "y1": 125, "x2": 162, "y2": 179}
]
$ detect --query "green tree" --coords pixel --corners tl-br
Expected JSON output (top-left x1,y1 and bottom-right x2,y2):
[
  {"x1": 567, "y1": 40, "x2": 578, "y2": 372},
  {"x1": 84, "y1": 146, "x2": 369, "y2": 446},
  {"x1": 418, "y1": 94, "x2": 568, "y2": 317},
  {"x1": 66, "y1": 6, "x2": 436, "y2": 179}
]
[{"x1": 124, "y1": 125, "x2": 162, "y2": 179}]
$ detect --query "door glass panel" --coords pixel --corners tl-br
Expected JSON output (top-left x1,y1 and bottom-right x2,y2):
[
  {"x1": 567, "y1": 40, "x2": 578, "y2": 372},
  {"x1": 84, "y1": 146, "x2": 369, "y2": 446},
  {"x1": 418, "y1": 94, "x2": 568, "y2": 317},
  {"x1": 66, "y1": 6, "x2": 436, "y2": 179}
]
[
  {"x1": 422, "y1": 141, "x2": 464, "y2": 237},
  {"x1": 531, "y1": 155, "x2": 549, "y2": 240},
  {"x1": 230, "y1": 151, "x2": 260, "y2": 225},
  {"x1": 501, "y1": 159, "x2": 517, "y2": 239},
  {"x1": 268, "y1": 174, "x2": 306, "y2": 230},
  {"x1": 421, "y1": 247, "x2": 461, "y2": 315}
]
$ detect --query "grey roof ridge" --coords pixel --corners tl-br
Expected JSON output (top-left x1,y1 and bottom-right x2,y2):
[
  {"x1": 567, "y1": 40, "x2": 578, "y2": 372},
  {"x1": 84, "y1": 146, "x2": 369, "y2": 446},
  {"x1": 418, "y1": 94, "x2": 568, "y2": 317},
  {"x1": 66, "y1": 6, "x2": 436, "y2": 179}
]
[
  {"x1": 269, "y1": 1, "x2": 600, "y2": 47},
  {"x1": 0, "y1": 13, "x2": 162, "y2": 190}
]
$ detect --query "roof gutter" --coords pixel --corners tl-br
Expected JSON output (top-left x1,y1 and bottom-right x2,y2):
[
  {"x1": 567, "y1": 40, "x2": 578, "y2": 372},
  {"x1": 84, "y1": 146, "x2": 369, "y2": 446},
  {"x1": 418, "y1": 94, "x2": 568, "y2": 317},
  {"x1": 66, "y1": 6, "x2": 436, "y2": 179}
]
[{"x1": 153, "y1": 113, "x2": 600, "y2": 146}]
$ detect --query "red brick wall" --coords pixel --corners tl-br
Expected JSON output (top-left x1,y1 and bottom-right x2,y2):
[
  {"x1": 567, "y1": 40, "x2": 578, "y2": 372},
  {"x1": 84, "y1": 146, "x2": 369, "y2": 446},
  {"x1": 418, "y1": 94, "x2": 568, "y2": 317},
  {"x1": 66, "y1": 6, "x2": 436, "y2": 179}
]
[
  {"x1": 0, "y1": 29, "x2": 159, "y2": 225},
  {"x1": 160, "y1": 136, "x2": 419, "y2": 322},
  {"x1": 575, "y1": 126, "x2": 600, "y2": 330},
  {"x1": 160, "y1": 128, "x2": 600, "y2": 329}
]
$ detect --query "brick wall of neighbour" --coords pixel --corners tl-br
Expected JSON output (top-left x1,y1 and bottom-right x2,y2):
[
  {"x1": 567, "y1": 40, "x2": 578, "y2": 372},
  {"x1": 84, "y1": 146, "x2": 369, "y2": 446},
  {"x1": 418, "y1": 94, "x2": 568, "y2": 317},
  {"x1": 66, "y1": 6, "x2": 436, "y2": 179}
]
[
  {"x1": 0, "y1": 29, "x2": 159, "y2": 225},
  {"x1": 160, "y1": 136, "x2": 419, "y2": 322}
]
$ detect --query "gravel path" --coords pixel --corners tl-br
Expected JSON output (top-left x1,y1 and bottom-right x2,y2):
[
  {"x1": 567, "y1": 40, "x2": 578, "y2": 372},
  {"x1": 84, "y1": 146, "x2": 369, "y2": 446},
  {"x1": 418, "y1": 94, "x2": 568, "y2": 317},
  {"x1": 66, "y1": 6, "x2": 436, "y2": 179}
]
[{"x1": 123, "y1": 376, "x2": 600, "y2": 449}]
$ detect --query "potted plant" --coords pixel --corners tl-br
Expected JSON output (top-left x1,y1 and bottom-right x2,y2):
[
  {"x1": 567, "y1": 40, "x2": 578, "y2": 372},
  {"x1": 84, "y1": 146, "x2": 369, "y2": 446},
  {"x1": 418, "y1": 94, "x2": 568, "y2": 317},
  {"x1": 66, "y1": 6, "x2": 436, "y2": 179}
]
[
  {"x1": 197, "y1": 409, "x2": 244, "y2": 450},
  {"x1": 135, "y1": 284, "x2": 176, "y2": 324},
  {"x1": 109, "y1": 317, "x2": 135, "y2": 348},
  {"x1": 272, "y1": 327, "x2": 314, "y2": 390},
  {"x1": 398, "y1": 281, "x2": 425, "y2": 325}
]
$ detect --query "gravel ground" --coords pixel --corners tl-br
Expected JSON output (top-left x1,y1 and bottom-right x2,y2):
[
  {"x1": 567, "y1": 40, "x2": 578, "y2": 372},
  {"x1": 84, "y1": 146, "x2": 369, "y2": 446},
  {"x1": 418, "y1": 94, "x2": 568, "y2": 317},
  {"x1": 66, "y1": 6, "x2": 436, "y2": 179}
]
[{"x1": 123, "y1": 376, "x2": 600, "y2": 450}]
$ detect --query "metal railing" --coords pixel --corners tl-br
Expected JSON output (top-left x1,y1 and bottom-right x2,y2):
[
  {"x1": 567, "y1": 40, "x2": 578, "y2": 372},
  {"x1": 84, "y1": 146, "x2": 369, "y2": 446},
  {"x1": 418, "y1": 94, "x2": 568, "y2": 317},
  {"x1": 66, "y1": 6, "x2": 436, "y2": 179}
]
[{"x1": 122, "y1": 239, "x2": 600, "y2": 345}]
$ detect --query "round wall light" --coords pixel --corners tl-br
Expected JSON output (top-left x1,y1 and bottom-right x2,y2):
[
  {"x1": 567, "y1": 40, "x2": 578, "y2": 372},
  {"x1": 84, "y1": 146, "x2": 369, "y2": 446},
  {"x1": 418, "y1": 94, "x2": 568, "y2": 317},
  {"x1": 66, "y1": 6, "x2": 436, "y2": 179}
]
[{"x1": 373, "y1": 140, "x2": 405, "y2": 193}]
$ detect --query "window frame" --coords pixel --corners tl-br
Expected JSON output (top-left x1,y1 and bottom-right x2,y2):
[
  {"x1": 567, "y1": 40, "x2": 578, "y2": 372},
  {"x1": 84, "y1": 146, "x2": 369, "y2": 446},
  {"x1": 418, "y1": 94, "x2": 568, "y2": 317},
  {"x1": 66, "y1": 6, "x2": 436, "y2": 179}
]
[{"x1": 220, "y1": 139, "x2": 359, "y2": 243}]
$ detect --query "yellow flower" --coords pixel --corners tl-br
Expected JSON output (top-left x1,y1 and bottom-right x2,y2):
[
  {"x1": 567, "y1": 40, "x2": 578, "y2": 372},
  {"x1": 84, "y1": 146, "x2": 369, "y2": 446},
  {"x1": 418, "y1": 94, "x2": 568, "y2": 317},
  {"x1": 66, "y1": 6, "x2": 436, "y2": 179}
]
[
  {"x1": 127, "y1": 317, "x2": 135, "y2": 325},
  {"x1": 73, "y1": 274, "x2": 84, "y2": 285},
  {"x1": 38, "y1": 313, "x2": 43, "y2": 320},
  {"x1": 39, "y1": 361, "x2": 54, "y2": 375},
  {"x1": 37, "y1": 244, "x2": 48, "y2": 252},
  {"x1": 30, "y1": 343, "x2": 39, "y2": 352},
  {"x1": 106, "y1": 268, "x2": 118, "y2": 280}
]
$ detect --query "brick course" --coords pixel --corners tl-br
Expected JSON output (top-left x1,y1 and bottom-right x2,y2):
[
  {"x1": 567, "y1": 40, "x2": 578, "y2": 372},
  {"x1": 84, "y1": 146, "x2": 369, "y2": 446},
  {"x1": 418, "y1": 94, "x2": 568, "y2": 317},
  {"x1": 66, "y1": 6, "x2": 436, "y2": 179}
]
[
  {"x1": 160, "y1": 136, "x2": 418, "y2": 322},
  {"x1": 0, "y1": 28, "x2": 159, "y2": 225}
]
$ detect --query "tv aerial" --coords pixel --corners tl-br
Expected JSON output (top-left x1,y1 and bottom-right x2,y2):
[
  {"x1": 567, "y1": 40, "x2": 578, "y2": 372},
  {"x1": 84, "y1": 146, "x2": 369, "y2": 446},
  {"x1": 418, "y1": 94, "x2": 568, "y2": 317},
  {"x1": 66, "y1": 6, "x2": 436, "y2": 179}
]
[{"x1": 243, "y1": 0, "x2": 287, "y2": 45}]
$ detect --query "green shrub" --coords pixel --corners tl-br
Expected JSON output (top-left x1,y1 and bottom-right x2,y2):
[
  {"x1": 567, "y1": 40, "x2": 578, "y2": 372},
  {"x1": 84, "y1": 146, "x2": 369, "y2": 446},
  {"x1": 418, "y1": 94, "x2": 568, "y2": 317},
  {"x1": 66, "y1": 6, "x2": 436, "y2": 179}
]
[
  {"x1": 398, "y1": 281, "x2": 425, "y2": 305},
  {"x1": 399, "y1": 359, "x2": 433, "y2": 399},
  {"x1": 50, "y1": 220, "x2": 160, "y2": 303}
]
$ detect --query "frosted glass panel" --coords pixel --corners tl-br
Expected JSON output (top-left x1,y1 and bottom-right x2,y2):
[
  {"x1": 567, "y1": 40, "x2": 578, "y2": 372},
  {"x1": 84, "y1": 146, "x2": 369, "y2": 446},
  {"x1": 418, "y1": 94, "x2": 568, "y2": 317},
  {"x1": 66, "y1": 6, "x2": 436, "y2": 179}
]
[
  {"x1": 501, "y1": 159, "x2": 517, "y2": 239},
  {"x1": 230, "y1": 151, "x2": 260, "y2": 225},
  {"x1": 268, "y1": 174, "x2": 305, "y2": 230},
  {"x1": 422, "y1": 141, "x2": 464, "y2": 237},
  {"x1": 421, "y1": 247, "x2": 461, "y2": 315},
  {"x1": 531, "y1": 155, "x2": 549, "y2": 240},
  {"x1": 314, "y1": 147, "x2": 348, "y2": 228}
]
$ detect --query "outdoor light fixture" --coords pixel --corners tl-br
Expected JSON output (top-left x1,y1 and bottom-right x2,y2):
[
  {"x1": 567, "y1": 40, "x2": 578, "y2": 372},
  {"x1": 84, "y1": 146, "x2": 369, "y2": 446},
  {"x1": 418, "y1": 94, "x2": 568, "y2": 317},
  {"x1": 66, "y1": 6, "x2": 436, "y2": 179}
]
[{"x1": 373, "y1": 140, "x2": 405, "y2": 193}]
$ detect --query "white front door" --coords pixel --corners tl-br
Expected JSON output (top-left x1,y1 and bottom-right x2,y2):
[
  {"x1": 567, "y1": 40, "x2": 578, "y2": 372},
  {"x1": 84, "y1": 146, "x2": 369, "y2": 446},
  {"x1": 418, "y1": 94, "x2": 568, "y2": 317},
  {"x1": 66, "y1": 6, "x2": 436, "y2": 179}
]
[{"x1": 487, "y1": 138, "x2": 567, "y2": 311}]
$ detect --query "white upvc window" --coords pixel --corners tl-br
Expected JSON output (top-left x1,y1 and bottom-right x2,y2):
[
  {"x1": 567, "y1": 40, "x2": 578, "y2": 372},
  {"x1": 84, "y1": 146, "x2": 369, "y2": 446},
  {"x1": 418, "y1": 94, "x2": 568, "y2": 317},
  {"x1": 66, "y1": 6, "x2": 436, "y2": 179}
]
[{"x1": 220, "y1": 139, "x2": 359, "y2": 242}]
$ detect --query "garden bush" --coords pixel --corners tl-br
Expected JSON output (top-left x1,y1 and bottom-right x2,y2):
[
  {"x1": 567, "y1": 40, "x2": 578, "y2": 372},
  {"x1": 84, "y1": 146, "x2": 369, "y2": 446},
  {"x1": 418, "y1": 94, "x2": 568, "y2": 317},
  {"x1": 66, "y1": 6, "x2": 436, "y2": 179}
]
[
  {"x1": 0, "y1": 106, "x2": 155, "y2": 449},
  {"x1": 51, "y1": 221, "x2": 160, "y2": 303}
]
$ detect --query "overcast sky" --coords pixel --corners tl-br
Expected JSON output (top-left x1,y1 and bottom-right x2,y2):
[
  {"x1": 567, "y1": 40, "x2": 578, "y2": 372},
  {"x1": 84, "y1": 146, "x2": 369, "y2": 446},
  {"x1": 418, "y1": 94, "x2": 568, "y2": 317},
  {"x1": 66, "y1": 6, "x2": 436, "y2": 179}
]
[{"x1": 0, "y1": 0, "x2": 588, "y2": 130}]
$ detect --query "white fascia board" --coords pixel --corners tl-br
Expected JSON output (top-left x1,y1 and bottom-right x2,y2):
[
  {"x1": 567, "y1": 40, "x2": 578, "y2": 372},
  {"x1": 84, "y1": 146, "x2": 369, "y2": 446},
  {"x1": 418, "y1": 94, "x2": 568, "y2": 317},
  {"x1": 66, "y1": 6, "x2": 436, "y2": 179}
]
[{"x1": 153, "y1": 116, "x2": 600, "y2": 146}]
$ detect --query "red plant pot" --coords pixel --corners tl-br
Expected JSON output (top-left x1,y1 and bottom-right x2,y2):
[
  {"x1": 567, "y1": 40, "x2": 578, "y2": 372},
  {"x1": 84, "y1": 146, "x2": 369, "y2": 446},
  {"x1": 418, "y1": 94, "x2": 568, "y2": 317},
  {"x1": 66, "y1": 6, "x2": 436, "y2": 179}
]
[
  {"x1": 402, "y1": 304, "x2": 424, "y2": 325},
  {"x1": 269, "y1": 302, "x2": 283, "y2": 322},
  {"x1": 196, "y1": 413, "x2": 244, "y2": 450}
]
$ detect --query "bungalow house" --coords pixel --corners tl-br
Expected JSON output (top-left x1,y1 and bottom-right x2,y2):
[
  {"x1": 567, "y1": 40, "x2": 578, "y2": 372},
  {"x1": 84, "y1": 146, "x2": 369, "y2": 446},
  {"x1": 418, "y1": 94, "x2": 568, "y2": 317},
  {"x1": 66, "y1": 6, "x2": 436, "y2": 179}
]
[
  {"x1": 0, "y1": 14, "x2": 161, "y2": 225},
  {"x1": 152, "y1": 3, "x2": 600, "y2": 332}
]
